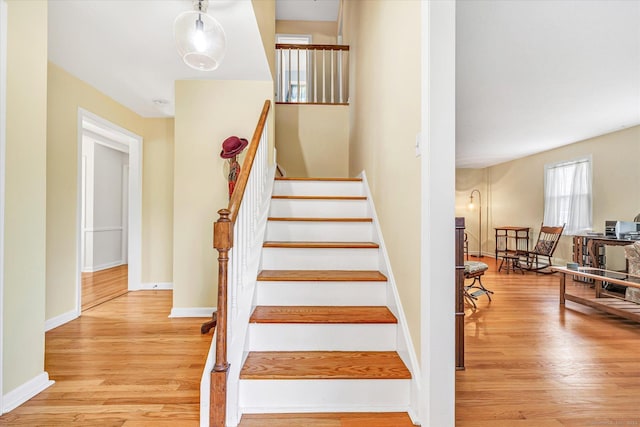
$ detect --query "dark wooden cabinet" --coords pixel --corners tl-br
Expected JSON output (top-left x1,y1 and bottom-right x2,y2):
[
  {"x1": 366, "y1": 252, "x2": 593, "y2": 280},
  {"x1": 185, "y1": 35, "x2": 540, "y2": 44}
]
[{"x1": 455, "y1": 217, "x2": 465, "y2": 370}]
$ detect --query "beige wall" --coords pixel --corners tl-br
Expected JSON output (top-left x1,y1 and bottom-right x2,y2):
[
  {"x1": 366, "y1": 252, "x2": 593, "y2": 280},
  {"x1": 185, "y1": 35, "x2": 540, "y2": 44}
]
[
  {"x1": 142, "y1": 118, "x2": 175, "y2": 284},
  {"x1": 456, "y1": 125, "x2": 640, "y2": 265},
  {"x1": 4, "y1": 0, "x2": 48, "y2": 393},
  {"x1": 252, "y1": 0, "x2": 276, "y2": 80},
  {"x1": 173, "y1": 80, "x2": 272, "y2": 309},
  {"x1": 276, "y1": 20, "x2": 337, "y2": 44},
  {"x1": 47, "y1": 63, "x2": 174, "y2": 319},
  {"x1": 343, "y1": 0, "x2": 422, "y2": 357},
  {"x1": 275, "y1": 104, "x2": 349, "y2": 177}
]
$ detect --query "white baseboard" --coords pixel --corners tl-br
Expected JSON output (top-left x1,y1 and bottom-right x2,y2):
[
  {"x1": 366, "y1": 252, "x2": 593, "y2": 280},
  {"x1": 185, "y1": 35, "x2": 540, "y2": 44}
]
[
  {"x1": 82, "y1": 260, "x2": 125, "y2": 273},
  {"x1": 3, "y1": 372, "x2": 54, "y2": 413},
  {"x1": 45, "y1": 309, "x2": 79, "y2": 332},
  {"x1": 139, "y1": 282, "x2": 173, "y2": 290},
  {"x1": 169, "y1": 307, "x2": 216, "y2": 318}
]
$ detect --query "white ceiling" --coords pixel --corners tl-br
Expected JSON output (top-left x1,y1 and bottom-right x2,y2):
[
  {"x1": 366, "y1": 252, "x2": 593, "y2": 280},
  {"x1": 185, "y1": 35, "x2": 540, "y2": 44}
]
[
  {"x1": 47, "y1": 1, "x2": 640, "y2": 168},
  {"x1": 48, "y1": 0, "x2": 270, "y2": 117},
  {"x1": 456, "y1": 0, "x2": 640, "y2": 168}
]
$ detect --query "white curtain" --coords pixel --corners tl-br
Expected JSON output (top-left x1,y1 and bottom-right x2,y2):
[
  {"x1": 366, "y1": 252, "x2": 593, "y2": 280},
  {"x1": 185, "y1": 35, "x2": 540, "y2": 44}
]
[{"x1": 543, "y1": 158, "x2": 592, "y2": 235}]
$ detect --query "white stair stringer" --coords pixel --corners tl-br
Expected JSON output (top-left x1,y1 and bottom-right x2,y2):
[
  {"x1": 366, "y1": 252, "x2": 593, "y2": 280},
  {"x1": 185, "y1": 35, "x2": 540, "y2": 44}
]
[
  {"x1": 360, "y1": 171, "x2": 422, "y2": 423},
  {"x1": 235, "y1": 176, "x2": 420, "y2": 424}
]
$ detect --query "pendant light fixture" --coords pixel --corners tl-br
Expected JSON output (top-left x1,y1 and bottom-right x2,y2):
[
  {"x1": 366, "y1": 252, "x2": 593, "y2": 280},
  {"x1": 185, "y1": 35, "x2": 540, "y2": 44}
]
[{"x1": 174, "y1": 0, "x2": 226, "y2": 71}]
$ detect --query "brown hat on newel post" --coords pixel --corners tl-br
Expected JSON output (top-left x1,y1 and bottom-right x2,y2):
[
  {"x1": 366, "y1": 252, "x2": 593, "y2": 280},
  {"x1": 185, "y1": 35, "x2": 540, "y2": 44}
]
[{"x1": 220, "y1": 136, "x2": 248, "y2": 159}]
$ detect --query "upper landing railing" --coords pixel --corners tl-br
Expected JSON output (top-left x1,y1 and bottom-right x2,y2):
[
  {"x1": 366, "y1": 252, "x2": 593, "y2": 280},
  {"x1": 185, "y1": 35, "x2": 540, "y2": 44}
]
[{"x1": 276, "y1": 43, "x2": 349, "y2": 105}]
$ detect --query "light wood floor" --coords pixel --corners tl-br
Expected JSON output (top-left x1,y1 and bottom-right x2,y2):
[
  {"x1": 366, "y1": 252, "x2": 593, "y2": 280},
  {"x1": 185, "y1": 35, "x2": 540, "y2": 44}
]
[
  {"x1": 0, "y1": 291, "x2": 211, "y2": 426},
  {"x1": 2, "y1": 259, "x2": 639, "y2": 426},
  {"x1": 82, "y1": 264, "x2": 129, "y2": 311},
  {"x1": 456, "y1": 257, "x2": 640, "y2": 426}
]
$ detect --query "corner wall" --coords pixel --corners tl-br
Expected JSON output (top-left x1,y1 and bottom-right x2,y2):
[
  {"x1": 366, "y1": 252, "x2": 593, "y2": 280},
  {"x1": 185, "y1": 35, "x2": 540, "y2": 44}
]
[
  {"x1": 47, "y1": 63, "x2": 174, "y2": 319},
  {"x1": 342, "y1": 0, "x2": 422, "y2": 357},
  {"x1": 275, "y1": 104, "x2": 349, "y2": 177},
  {"x1": 456, "y1": 125, "x2": 640, "y2": 264},
  {"x1": 3, "y1": 0, "x2": 48, "y2": 397},
  {"x1": 172, "y1": 80, "x2": 272, "y2": 311}
]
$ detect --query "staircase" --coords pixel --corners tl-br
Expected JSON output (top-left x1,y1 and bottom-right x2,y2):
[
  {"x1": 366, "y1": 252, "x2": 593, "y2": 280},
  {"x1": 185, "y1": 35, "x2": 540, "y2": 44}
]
[{"x1": 237, "y1": 177, "x2": 413, "y2": 418}]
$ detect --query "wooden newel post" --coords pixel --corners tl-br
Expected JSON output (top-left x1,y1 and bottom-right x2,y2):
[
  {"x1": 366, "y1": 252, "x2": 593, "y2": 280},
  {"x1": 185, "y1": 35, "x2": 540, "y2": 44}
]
[{"x1": 211, "y1": 208, "x2": 233, "y2": 427}]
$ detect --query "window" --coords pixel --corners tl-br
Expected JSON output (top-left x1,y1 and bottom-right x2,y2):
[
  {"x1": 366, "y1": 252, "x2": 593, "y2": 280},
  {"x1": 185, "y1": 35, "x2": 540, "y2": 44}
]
[
  {"x1": 543, "y1": 157, "x2": 592, "y2": 235},
  {"x1": 276, "y1": 34, "x2": 311, "y2": 102}
]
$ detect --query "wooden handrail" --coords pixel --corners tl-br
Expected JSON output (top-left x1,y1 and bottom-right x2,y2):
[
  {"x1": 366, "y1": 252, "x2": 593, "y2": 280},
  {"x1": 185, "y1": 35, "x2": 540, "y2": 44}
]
[
  {"x1": 228, "y1": 100, "x2": 271, "y2": 223},
  {"x1": 276, "y1": 43, "x2": 350, "y2": 51},
  {"x1": 209, "y1": 99, "x2": 271, "y2": 427}
]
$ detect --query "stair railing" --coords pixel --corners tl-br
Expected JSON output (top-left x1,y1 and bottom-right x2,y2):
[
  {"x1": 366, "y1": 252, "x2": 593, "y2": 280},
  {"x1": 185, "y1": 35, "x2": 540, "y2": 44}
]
[
  {"x1": 210, "y1": 100, "x2": 271, "y2": 427},
  {"x1": 275, "y1": 43, "x2": 349, "y2": 104}
]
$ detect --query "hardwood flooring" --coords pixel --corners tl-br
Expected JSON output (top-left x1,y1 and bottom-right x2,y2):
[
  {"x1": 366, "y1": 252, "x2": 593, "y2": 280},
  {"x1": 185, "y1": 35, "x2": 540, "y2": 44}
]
[
  {"x1": 2, "y1": 258, "x2": 639, "y2": 426},
  {"x1": 456, "y1": 257, "x2": 640, "y2": 426},
  {"x1": 0, "y1": 291, "x2": 211, "y2": 426},
  {"x1": 81, "y1": 264, "x2": 129, "y2": 311}
]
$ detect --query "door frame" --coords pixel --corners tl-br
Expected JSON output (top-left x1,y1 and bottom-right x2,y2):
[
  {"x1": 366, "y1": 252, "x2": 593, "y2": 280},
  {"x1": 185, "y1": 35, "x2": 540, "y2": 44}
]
[{"x1": 76, "y1": 109, "x2": 142, "y2": 314}]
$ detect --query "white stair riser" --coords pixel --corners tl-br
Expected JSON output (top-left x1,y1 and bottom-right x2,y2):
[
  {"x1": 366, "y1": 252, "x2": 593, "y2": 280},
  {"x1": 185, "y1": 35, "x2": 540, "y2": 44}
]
[
  {"x1": 269, "y1": 199, "x2": 369, "y2": 218},
  {"x1": 256, "y1": 281, "x2": 387, "y2": 306},
  {"x1": 273, "y1": 180, "x2": 364, "y2": 197},
  {"x1": 261, "y1": 247, "x2": 379, "y2": 270},
  {"x1": 265, "y1": 221, "x2": 374, "y2": 242},
  {"x1": 249, "y1": 324, "x2": 397, "y2": 351},
  {"x1": 239, "y1": 379, "x2": 410, "y2": 412}
]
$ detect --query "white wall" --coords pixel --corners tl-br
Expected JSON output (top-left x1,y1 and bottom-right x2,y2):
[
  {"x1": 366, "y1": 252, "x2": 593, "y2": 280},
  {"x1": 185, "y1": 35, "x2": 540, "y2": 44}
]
[{"x1": 82, "y1": 138, "x2": 129, "y2": 272}]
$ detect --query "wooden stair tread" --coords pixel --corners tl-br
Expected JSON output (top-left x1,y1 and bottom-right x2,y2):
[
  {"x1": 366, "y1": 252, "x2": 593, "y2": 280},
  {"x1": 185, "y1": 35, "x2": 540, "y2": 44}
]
[
  {"x1": 268, "y1": 217, "x2": 373, "y2": 222},
  {"x1": 240, "y1": 351, "x2": 411, "y2": 380},
  {"x1": 263, "y1": 241, "x2": 379, "y2": 249},
  {"x1": 250, "y1": 306, "x2": 397, "y2": 324},
  {"x1": 257, "y1": 270, "x2": 388, "y2": 282},
  {"x1": 272, "y1": 195, "x2": 367, "y2": 200},
  {"x1": 275, "y1": 177, "x2": 362, "y2": 182},
  {"x1": 239, "y1": 412, "x2": 415, "y2": 426}
]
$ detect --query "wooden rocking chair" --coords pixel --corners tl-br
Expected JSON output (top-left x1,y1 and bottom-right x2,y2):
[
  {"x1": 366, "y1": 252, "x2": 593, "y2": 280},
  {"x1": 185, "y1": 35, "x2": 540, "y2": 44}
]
[{"x1": 523, "y1": 223, "x2": 565, "y2": 273}]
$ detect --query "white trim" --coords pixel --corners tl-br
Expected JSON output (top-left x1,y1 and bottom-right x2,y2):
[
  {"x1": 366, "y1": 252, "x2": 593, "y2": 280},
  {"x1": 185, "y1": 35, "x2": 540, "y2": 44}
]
[
  {"x1": 139, "y1": 282, "x2": 173, "y2": 290},
  {"x1": 77, "y1": 109, "x2": 143, "y2": 317},
  {"x1": 83, "y1": 129, "x2": 129, "y2": 154},
  {"x1": 359, "y1": 171, "x2": 421, "y2": 423},
  {"x1": 169, "y1": 307, "x2": 216, "y2": 318},
  {"x1": 421, "y1": 1, "x2": 456, "y2": 426},
  {"x1": 84, "y1": 226, "x2": 124, "y2": 232},
  {"x1": 83, "y1": 260, "x2": 126, "y2": 273},
  {"x1": 44, "y1": 309, "x2": 79, "y2": 332},
  {"x1": 0, "y1": 0, "x2": 7, "y2": 413},
  {"x1": 2, "y1": 372, "x2": 54, "y2": 413}
]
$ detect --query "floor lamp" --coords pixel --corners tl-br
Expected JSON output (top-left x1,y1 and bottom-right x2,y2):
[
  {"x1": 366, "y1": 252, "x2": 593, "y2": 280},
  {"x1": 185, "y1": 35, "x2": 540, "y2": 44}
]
[{"x1": 468, "y1": 189, "x2": 483, "y2": 257}]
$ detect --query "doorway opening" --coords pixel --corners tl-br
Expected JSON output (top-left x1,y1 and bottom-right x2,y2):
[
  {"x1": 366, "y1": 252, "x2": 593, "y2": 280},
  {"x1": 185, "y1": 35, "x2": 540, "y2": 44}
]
[{"x1": 77, "y1": 110, "x2": 142, "y2": 313}]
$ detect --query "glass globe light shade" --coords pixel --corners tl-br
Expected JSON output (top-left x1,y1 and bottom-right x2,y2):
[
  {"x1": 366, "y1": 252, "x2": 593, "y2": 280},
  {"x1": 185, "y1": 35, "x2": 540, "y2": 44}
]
[{"x1": 174, "y1": 10, "x2": 226, "y2": 71}]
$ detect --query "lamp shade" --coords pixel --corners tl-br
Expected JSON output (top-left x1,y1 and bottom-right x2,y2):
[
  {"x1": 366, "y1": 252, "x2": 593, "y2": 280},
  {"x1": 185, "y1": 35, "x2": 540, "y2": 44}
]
[{"x1": 174, "y1": 9, "x2": 226, "y2": 71}]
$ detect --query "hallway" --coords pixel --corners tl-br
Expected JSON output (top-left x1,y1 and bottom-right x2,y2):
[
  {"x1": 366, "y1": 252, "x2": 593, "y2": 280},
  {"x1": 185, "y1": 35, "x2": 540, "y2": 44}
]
[{"x1": 0, "y1": 291, "x2": 211, "y2": 426}]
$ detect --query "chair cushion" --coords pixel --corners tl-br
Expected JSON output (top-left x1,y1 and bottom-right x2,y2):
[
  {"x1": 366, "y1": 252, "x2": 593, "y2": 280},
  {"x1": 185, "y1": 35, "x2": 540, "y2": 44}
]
[
  {"x1": 464, "y1": 261, "x2": 489, "y2": 274},
  {"x1": 534, "y1": 240, "x2": 554, "y2": 255}
]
